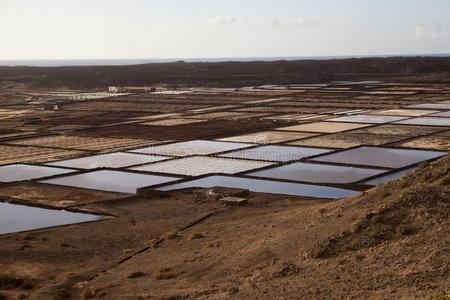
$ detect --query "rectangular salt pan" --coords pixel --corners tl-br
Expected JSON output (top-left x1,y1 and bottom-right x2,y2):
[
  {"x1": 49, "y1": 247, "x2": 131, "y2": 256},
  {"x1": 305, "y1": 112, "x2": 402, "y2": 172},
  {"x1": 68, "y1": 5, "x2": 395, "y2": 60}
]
[
  {"x1": 407, "y1": 103, "x2": 450, "y2": 110},
  {"x1": 247, "y1": 162, "x2": 386, "y2": 184},
  {"x1": 130, "y1": 156, "x2": 272, "y2": 176},
  {"x1": 429, "y1": 111, "x2": 450, "y2": 117},
  {"x1": 129, "y1": 140, "x2": 253, "y2": 157},
  {"x1": 394, "y1": 117, "x2": 450, "y2": 126},
  {"x1": 277, "y1": 122, "x2": 372, "y2": 133},
  {"x1": 217, "y1": 131, "x2": 317, "y2": 144},
  {"x1": 370, "y1": 109, "x2": 439, "y2": 117},
  {"x1": 0, "y1": 164, "x2": 75, "y2": 183},
  {"x1": 156, "y1": 175, "x2": 358, "y2": 199},
  {"x1": 328, "y1": 114, "x2": 408, "y2": 124},
  {"x1": 219, "y1": 146, "x2": 333, "y2": 162},
  {"x1": 40, "y1": 170, "x2": 181, "y2": 193},
  {"x1": 46, "y1": 152, "x2": 168, "y2": 169},
  {"x1": 0, "y1": 202, "x2": 100, "y2": 234},
  {"x1": 311, "y1": 146, "x2": 446, "y2": 168},
  {"x1": 365, "y1": 167, "x2": 418, "y2": 185}
]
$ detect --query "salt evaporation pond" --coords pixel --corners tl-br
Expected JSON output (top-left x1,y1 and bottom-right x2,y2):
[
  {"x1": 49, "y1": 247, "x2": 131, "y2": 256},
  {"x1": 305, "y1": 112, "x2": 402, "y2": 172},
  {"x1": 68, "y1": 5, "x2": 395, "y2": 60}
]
[
  {"x1": 46, "y1": 152, "x2": 168, "y2": 169},
  {"x1": 130, "y1": 156, "x2": 272, "y2": 176},
  {"x1": 429, "y1": 111, "x2": 450, "y2": 117},
  {"x1": 247, "y1": 162, "x2": 386, "y2": 183},
  {"x1": 219, "y1": 145, "x2": 332, "y2": 162},
  {"x1": 40, "y1": 170, "x2": 181, "y2": 193},
  {"x1": 0, "y1": 202, "x2": 100, "y2": 234},
  {"x1": 328, "y1": 114, "x2": 408, "y2": 124},
  {"x1": 156, "y1": 175, "x2": 358, "y2": 199},
  {"x1": 365, "y1": 167, "x2": 418, "y2": 185},
  {"x1": 311, "y1": 146, "x2": 446, "y2": 168},
  {"x1": 129, "y1": 140, "x2": 253, "y2": 157},
  {"x1": 407, "y1": 103, "x2": 450, "y2": 110},
  {"x1": 394, "y1": 117, "x2": 450, "y2": 126},
  {"x1": 0, "y1": 164, "x2": 75, "y2": 183}
]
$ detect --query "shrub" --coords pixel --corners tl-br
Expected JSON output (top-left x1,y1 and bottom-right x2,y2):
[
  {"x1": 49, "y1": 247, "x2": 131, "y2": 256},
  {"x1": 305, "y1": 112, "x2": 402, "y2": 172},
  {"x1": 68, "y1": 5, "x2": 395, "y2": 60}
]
[
  {"x1": 188, "y1": 232, "x2": 205, "y2": 240},
  {"x1": 370, "y1": 215, "x2": 385, "y2": 224},
  {"x1": 81, "y1": 284, "x2": 116, "y2": 299},
  {"x1": 381, "y1": 191, "x2": 391, "y2": 198},
  {"x1": 152, "y1": 268, "x2": 184, "y2": 280},
  {"x1": 21, "y1": 280, "x2": 35, "y2": 290},
  {"x1": 160, "y1": 232, "x2": 177, "y2": 240},
  {"x1": 431, "y1": 291, "x2": 450, "y2": 300},
  {"x1": 400, "y1": 181, "x2": 409, "y2": 188},
  {"x1": 18, "y1": 243, "x2": 31, "y2": 250},
  {"x1": 0, "y1": 274, "x2": 24, "y2": 289},
  {"x1": 205, "y1": 241, "x2": 221, "y2": 248},
  {"x1": 22, "y1": 233, "x2": 34, "y2": 241},
  {"x1": 80, "y1": 288, "x2": 95, "y2": 299},
  {"x1": 396, "y1": 224, "x2": 415, "y2": 236},
  {"x1": 439, "y1": 174, "x2": 450, "y2": 186},
  {"x1": 125, "y1": 272, "x2": 145, "y2": 279},
  {"x1": 55, "y1": 288, "x2": 70, "y2": 299},
  {"x1": 153, "y1": 272, "x2": 178, "y2": 280},
  {"x1": 418, "y1": 161, "x2": 430, "y2": 169},
  {"x1": 227, "y1": 287, "x2": 239, "y2": 295},
  {"x1": 355, "y1": 254, "x2": 366, "y2": 260}
]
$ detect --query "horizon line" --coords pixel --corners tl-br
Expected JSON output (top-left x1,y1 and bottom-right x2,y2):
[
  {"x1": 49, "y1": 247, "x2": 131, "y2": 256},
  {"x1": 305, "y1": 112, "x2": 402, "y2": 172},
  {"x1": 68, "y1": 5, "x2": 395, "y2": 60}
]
[
  {"x1": 1, "y1": 53, "x2": 450, "y2": 61},
  {"x1": 1, "y1": 53, "x2": 449, "y2": 67}
]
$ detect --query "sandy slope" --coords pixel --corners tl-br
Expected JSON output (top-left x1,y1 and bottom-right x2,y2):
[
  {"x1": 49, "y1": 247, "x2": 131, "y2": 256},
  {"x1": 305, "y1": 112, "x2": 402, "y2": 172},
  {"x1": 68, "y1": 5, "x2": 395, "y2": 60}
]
[
  {"x1": 0, "y1": 156, "x2": 448, "y2": 299},
  {"x1": 83, "y1": 156, "x2": 449, "y2": 299}
]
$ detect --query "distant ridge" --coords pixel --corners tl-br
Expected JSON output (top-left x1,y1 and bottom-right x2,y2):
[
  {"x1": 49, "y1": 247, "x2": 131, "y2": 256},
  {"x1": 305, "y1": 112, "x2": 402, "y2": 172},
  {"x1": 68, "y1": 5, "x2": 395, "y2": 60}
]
[
  {"x1": 1, "y1": 54, "x2": 450, "y2": 67},
  {"x1": 1, "y1": 56, "x2": 450, "y2": 88}
]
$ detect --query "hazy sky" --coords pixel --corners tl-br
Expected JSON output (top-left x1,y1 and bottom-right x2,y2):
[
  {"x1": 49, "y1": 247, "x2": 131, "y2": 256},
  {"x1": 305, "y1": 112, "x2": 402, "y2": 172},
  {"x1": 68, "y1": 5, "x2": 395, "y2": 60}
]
[{"x1": 1, "y1": 0, "x2": 450, "y2": 59}]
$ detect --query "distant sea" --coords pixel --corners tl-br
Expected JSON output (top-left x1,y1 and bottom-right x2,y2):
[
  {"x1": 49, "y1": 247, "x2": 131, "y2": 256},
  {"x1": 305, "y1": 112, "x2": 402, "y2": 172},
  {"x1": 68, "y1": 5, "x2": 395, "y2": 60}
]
[{"x1": 1, "y1": 54, "x2": 449, "y2": 67}]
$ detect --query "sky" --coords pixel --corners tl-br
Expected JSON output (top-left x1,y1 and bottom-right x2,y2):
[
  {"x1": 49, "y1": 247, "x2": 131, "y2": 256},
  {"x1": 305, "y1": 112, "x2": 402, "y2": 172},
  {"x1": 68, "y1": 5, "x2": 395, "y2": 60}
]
[{"x1": 1, "y1": 0, "x2": 450, "y2": 60}]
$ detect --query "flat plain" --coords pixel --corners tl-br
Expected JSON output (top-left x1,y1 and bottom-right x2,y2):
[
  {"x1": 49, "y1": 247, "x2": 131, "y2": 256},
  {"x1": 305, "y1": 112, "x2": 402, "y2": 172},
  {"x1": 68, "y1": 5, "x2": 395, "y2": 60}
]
[{"x1": 0, "y1": 74, "x2": 448, "y2": 299}]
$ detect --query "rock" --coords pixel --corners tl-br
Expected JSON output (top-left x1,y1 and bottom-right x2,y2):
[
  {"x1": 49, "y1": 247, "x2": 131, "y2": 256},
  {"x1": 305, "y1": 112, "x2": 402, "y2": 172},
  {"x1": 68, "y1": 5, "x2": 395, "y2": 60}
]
[
  {"x1": 220, "y1": 197, "x2": 248, "y2": 205},
  {"x1": 194, "y1": 187, "x2": 249, "y2": 201},
  {"x1": 211, "y1": 186, "x2": 249, "y2": 197}
]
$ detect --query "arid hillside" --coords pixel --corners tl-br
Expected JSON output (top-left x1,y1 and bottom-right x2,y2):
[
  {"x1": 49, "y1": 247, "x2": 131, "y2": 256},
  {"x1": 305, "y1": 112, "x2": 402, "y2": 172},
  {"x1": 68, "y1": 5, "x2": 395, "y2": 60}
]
[
  {"x1": 1, "y1": 155, "x2": 447, "y2": 299},
  {"x1": 82, "y1": 155, "x2": 449, "y2": 299}
]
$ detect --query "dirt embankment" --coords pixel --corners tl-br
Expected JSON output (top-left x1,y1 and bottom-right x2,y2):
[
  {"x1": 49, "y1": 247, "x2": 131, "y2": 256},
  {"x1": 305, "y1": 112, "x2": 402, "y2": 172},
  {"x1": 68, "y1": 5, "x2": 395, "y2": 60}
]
[
  {"x1": 0, "y1": 160, "x2": 448, "y2": 299},
  {"x1": 66, "y1": 156, "x2": 450, "y2": 298},
  {"x1": 1, "y1": 57, "x2": 450, "y2": 89},
  {"x1": 27, "y1": 156, "x2": 450, "y2": 299}
]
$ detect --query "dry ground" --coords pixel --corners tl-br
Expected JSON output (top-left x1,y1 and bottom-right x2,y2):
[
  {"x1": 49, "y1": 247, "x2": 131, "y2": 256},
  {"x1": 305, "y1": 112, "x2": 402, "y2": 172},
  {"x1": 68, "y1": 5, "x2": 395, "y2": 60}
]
[
  {"x1": 0, "y1": 76, "x2": 449, "y2": 299},
  {"x1": 0, "y1": 155, "x2": 448, "y2": 299}
]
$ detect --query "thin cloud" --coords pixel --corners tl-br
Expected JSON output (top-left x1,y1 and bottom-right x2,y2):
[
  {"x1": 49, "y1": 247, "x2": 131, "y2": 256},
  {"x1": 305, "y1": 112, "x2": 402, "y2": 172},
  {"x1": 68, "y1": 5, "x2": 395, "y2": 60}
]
[
  {"x1": 204, "y1": 16, "x2": 318, "y2": 27},
  {"x1": 205, "y1": 16, "x2": 247, "y2": 25},
  {"x1": 256, "y1": 17, "x2": 317, "y2": 27},
  {"x1": 414, "y1": 24, "x2": 445, "y2": 39}
]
